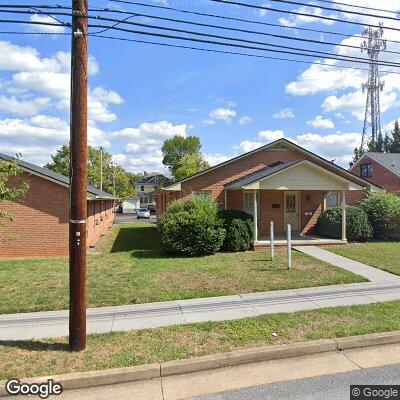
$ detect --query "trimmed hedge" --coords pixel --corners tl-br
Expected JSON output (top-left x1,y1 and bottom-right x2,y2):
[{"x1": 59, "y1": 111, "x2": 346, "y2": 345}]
[
  {"x1": 159, "y1": 196, "x2": 225, "y2": 256},
  {"x1": 316, "y1": 206, "x2": 373, "y2": 242},
  {"x1": 218, "y1": 210, "x2": 254, "y2": 252},
  {"x1": 358, "y1": 192, "x2": 400, "y2": 240}
]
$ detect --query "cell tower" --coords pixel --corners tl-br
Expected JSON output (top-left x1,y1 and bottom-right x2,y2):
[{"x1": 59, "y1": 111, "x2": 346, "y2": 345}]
[{"x1": 360, "y1": 25, "x2": 386, "y2": 152}]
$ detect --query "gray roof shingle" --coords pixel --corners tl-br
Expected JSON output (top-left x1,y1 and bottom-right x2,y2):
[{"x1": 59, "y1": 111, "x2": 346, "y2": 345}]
[
  {"x1": 226, "y1": 160, "x2": 301, "y2": 189},
  {"x1": 0, "y1": 153, "x2": 117, "y2": 200},
  {"x1": 365, "y1": 152, "x2": 400, "y2": 177}
]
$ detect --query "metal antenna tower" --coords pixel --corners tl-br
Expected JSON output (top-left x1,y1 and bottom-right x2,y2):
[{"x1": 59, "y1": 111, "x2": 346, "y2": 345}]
[{"x1": 361, "y1": 24, "x2": 386, "y2": 152}]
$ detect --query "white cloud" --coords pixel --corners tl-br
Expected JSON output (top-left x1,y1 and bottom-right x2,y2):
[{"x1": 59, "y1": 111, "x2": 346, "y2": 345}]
[
  {"x1": 297, "y1": 132, "x2": 361, "y2": 163},
  {"x1": 286, "y1": 61, "x2": 365, "y2": 96},
  {"x1": 206, "y1": 108, "x2": 236, "y2": 124},
  {"x1": 234, "y1": 140, "x2": 263, "y2": 154},
  {"x1": 307, "y1": 115, "x2": 335, "y2": 129},
  {"x1": 29, "y1": 15, "x2": 67, "y2": 34},
  {"x1": 204, "y1": 153, "x2": 230, "y2": 166},
  {"x1": 0, "y1": 95, "x2": 51, "y2": 116},
  {"x1": 112, "y1": 121, "x2": 187, "y2": 140},
  {"x1": 239, "y1": 115, "x2": 253, "y2": 125},
  {"x1": 279, "y1": 5, "x2": 337, "y2": 27},
  {"x1": 258, "y1": 129, "x2": 285, "y2": 143},
  {"x1": 273, "y1": 108, "x2": 295, "y2": 120}
]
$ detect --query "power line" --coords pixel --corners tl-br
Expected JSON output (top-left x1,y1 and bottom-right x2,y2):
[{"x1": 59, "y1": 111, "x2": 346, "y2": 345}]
[
  {"x1": 207, "y1": 0, "x2": 400, "y2": 32},
  {"x1": 2, "y1": 8, "x2": 399, "y2": 65},
  {"x1": 2, "y1": 16, "x2": 399, "y2": 68},
  {"x1": 266, "y1": 0, "x2": 400, "y2": 22},
  {"x1": 313, "y1": 0, "x2": 399, "y2": 15},
  {"x1": 101, "y1": 1, "x2": 400, "y2": 46},
  {"x1": 89, "y1": 33, "x2": 400, "y2": 75}
]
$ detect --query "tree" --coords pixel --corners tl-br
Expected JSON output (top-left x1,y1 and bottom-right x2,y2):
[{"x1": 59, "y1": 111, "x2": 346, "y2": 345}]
[
  {"x1": 45, "y1": 145, "x2": 136, "y2": 200},
  {"x1": 173, "y1": 153, "x2": 210, "y2": 181},
  {"x1": 391, "y1": 120, "x2": 400, "y2": 153},
  {"x1": 350, "y1": 146, "x2": 364, "y2": 166},
  {"x1": 0, "y1": 159, "x2": 29, "y2": 242},
  {"x1": 162, "y1": 135, "x2": 210, "y2": 180}
]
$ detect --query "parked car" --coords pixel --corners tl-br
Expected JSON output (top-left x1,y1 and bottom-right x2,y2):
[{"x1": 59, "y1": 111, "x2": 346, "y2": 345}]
[{"x1": 137, "y1": 208, "x2": 151, "y2": 219}]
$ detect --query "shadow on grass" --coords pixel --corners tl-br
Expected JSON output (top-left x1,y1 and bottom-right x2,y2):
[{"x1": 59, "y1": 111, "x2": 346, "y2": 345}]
[
  {"x1": 0, "y1": 340, "x2": 68, "y2": 352},
  {"x1": 110, "y1": 226, "x2": 161, "y2": 253}
]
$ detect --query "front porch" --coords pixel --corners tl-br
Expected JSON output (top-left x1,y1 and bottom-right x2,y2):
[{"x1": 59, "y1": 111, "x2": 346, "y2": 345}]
[
  {"x1": 224, "y1": 160, "x2": 367, "y2": 245},
  {"x1": 255, "y1": 233, "x2": 347, "y2": 249}
]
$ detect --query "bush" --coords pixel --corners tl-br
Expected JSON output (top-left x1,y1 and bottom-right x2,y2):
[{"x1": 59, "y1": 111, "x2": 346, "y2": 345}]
[
  {"x1": 358, "y1": 192, "x2": 400, "y2": 240},
  {"x1": 316, "y1": 206, "x2": 373, "y2": 242},
  {"x1": 159, "y1": 195, "x2": 225, "y2": 256},
  {"x1": 218, "y1": 210, "x2": 254, "y2": 252}
]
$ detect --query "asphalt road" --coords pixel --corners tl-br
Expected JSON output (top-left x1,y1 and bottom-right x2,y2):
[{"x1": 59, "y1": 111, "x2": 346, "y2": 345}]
[
  {"x1": 115, "y1": 213, "x2": 156, "y2": 224},
  {"x1": 191, "y1": 364, "x2": 400, "y2": 400}
]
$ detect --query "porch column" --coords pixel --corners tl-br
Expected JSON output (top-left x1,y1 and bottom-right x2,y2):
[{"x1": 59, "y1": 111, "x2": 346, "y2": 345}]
[
  {"x1": 341, "y1": 190, "x2": 347, "y2": 241},
  {"x1": 253, "y1": 189, "x2": 258, "y2": 242}
]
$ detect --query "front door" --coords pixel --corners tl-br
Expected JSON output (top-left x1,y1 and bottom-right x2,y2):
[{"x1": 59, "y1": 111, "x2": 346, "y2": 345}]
[{"x1": 284, "y1": 191, "x2": 300, "y2": 231}]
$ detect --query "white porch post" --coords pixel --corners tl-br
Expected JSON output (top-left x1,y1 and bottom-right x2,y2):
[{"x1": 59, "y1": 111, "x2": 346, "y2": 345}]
[
  {"x1": 341, "y1": 190, "x2": 347, "y2": 241},
  {"x1": 253, "y1": 190, "x2": 258, "y2": 242}
]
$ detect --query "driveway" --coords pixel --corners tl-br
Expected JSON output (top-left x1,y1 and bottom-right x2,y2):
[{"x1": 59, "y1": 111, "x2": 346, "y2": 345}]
[{"x1": 115, "y1": 213, "x2": 157, "y2": 224}]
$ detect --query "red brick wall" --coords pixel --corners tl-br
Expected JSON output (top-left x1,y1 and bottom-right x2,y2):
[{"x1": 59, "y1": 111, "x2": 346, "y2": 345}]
[
  {"x1": 0, "y1": 172, "x2": 114, "y2": 259},
  {"x1": 349, "y1": 156, "x2": 400, "y2": 199},
  {"x1": 300, "y1": 190, "x2": 327, "y2": 235}
]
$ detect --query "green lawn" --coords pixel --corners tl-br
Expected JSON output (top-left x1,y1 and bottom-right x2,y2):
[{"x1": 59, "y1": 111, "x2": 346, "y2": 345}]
[
  {"x1": 0, "y1": 223, "x2": 366, "y2": 315},
  {"x1": 328, "y1": 242, "x2": 400, "y2": 276},
  {"x1": 1, "y1": 300, "x2": 400, "y2": 379}
]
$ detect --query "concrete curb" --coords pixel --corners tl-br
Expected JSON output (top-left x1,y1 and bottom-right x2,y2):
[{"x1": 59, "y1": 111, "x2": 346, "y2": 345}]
[{"x1": 1, "y1": 331, "x2": 400, "y2": 397}]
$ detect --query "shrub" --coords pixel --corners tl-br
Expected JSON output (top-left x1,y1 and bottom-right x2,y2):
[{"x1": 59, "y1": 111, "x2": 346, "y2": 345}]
[
  {"x1": 159, "y1": 195, "x2": 225, "y2": 256},
  {"x1": 218, "y1": 210, "x2": 254, "y2": 252},
  {"x1": 316, "y1": 206, "x2": 373, "y2": 241},
  {"x1": 358, "y1": 192, "x2": 400, "y2": 240}
]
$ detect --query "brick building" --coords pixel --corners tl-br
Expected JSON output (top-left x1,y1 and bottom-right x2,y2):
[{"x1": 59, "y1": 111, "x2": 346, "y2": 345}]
[
  {"x1": 157, "y1": 138, "x2": 379, "y2": 245},
  {"x1": 0, "y1": 154, "x2": 116, "y2": 259},
  {"x1": 349, "y1": 152, "x2": 400, "y2": 196}
]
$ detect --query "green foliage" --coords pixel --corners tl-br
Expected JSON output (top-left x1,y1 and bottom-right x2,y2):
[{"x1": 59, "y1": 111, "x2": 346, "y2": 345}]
[
  {"x1": 358, "y1": 192, "x2": 400, "y2": 240},
  {"x1": 162, "y1": 135, "x2": 210, "y2": 181},
  {"x1": 159, "y1": 195, "x2": 225, "y2": 256},
  {"x1": 0, "y1": 159, "x2": 29, "y2": 241},
  {"x1": 173, "y1": 153, "x2": 210, "y2": 181},
  {"x1": 391, "y1": 120, "x2": 400, "y2": 153},
  {"x1": 218, "y1": 210, "x2": 254, "y2": 252},
  {"x1": 317, "y1": 206, "x2": 373, "y2": 242},
  {"x1": 45, "y1": 145, "x2": 137, "y2": 200}
]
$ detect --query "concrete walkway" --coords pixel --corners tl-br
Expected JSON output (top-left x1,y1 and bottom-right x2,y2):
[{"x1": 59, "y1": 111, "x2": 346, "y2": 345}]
[
  {"x1": 294, "y1": 246, "x2": 400, "y2": 284},
  {"x1": 1, "y1": 247, "x2": 399, "y2": 341}
]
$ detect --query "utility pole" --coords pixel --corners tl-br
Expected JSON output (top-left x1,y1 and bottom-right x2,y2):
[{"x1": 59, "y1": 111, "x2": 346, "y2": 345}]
[
  {"x1": 100, "y1": 146, "x2": 104, "y2": 191},
  {"x1": 69, "y1": 0, "x2": 88, "y2": 352},
  {"x1": 110, "y1": 162, "x2": 116, "y2": 196},
  {"x1": 361, "y1": 24, "x2": 386, "y2": 152}
]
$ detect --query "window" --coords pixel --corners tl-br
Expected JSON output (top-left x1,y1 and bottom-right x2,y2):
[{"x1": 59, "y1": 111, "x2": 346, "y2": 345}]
[
  {"x1": 360, "y1": 163, "x2": 372, "y2": 178},
  {"x1": 140, "y1": 185, "x2": 145, "y2": 192},
  {"x1": 244, "y1": 191, "x2": 261, "y2": 219},
  {"x1": 325, "y1": 192, "x2": 340, "y2": 210}
]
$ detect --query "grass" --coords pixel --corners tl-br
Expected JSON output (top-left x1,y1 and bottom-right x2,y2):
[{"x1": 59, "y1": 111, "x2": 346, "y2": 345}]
[
  {"x1": 0, "y1": 223, "x2": 366, "y2": 315},
  {"x1": 1, "y1": 300, "x2": 400, "y2": 379},
  {"x1": 328, "y1": 242, "x2": 400, "y2": 276}
]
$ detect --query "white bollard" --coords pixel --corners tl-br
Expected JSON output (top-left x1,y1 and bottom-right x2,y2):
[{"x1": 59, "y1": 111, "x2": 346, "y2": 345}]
[
  {"x1": 270, "y1": 221, "x2": 275, "y2": 261},
  {"x1": 287, "y1": 224, "x2": 292, "y2": 269}
]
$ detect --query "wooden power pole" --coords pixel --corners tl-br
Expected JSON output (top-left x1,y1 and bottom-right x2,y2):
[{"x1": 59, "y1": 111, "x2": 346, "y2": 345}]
[{"x1": 69, "y1": 0, "x2": 88, "y2": 352}]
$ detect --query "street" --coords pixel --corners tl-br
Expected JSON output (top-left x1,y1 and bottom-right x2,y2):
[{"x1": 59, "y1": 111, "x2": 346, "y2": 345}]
[{"x1": 191, "y1": 364, "x2": 400, "y2": 400}]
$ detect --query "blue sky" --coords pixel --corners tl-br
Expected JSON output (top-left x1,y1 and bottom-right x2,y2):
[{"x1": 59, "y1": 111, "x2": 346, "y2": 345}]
[{"x1": 0, "y1": 0, "x2": 399, "y2": 173}]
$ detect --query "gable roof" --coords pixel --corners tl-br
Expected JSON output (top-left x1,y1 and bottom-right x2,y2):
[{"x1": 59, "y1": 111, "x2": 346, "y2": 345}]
[
  {"x1": 136, "y1": 173, "x2": 170, "y2": 185},
  {"x1": 163, "y1": 138, "x2": 380, "y2": 191},
  {"x1": 354, "y1": 152, "x2": 400, "y2": 178},
  {"x1": 226, "y1": 161, "x2": 300, "y2": 189},
  {"x1": 0, "y1": 153, "x2": 117, "y2": 200}
]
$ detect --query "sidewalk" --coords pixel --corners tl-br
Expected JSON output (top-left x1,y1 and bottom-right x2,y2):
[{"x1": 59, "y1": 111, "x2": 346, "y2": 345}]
[{"x1": 1, "y1": 247, "x2": 399, "y2": 341}]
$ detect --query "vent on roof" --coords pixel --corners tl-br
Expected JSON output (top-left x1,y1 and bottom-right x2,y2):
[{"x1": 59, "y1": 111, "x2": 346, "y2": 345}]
[{"x1": 268, "y1": 161, "x2": 284, "y2": 168}]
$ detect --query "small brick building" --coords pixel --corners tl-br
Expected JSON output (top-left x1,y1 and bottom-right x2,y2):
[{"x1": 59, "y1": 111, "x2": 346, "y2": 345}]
[
  {"x1": 157, "y1": 138, "x2": 379, "y2": 244},
  {"x1": 349, "y1": 152, "x2": 400, "y2": 197},
  {"x1": 0, "y1": 154, "x2": 116, "y2": 259}
]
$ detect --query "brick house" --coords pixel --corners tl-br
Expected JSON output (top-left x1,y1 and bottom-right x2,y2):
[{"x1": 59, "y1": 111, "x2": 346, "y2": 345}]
[
  {"x1": 349, "y1": 152, "x2": 400, "y2": 197},
  {"x1": 0, "y1": 154, "x2": 116, "y2": 259},
  {"x1": 156, "y1": 138, "x2": 379, "y2": 246}
]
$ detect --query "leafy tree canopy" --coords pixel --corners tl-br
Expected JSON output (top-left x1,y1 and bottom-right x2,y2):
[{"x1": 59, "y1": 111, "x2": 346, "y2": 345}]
[
  {"x1": 162, "y1": 135, "x2": 210, "y2": 181},
  {"x1": 45, "y1": 145, "x2": 138, "y2": 201}
]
